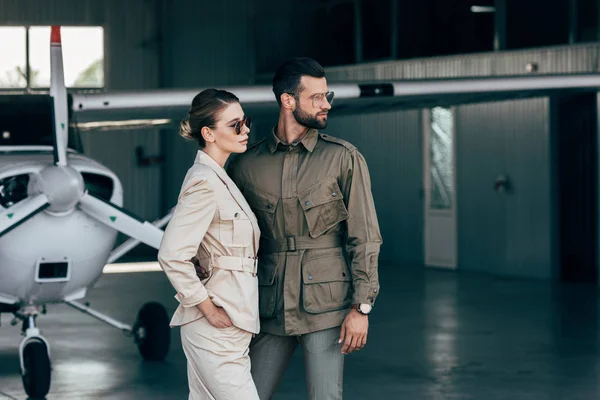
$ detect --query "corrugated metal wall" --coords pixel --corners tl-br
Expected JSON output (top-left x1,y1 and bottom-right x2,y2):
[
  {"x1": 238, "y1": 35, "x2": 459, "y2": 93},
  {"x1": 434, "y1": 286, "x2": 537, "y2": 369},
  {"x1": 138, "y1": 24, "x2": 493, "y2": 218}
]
[
  {"x1": 326, "y1": 111, "x2": 422, "y2": 265},
  {"x1": 160, "y1": 0, "x2": 255, "y2": 209},
  {"x1": 0, "y1": 0, "x2": 163, "y2": 221},
  {"x1": 456, "y1": 98, "x2": 552, "y2": 279},
  {"x1": 324, "y1": 43, "x2": 599, "y2": 279}
]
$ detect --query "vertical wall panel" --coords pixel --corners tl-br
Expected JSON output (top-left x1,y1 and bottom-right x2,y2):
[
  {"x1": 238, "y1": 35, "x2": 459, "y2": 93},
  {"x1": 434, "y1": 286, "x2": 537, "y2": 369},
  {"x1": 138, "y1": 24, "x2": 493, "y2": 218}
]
[
  {"x1": 454, "y1": 102, "x2": 507, "y2": 275},
  {"x1": 456, "y1": 99, "x2": 551, "y2": 279},
  {"x1": 96, "y1": 0, "x2": 162, "y2": 221},
  {"x1": 160, "y1": 0, "x2": 255, "y2": 209},
  {"x1": 327, "y1": 110, "x2": 422, "y2": 265}
]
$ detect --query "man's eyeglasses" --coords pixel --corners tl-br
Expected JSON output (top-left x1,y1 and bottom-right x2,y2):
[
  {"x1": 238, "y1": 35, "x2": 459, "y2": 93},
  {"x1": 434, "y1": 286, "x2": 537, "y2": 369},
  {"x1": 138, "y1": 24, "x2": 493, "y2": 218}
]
[
  {"x1": 288, "y1": 91, "x2": 335, "y2": 108},
  {"x1": 229, "y1": 116, "x2": 252, "y2": 135},
  {"x1": 311, "y1": 91, "x2": 334, "y2": 107}
]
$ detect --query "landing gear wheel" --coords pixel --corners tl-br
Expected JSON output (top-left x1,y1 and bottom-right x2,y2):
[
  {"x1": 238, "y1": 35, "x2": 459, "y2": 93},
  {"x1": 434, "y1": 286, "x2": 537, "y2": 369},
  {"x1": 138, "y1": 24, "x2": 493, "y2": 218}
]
[
  {"x1": 21, "y1": 340, "x2": 51, "y2": 399},
  {"x1": 133, "y1": 302, "x2": 170, "y2": 361}
]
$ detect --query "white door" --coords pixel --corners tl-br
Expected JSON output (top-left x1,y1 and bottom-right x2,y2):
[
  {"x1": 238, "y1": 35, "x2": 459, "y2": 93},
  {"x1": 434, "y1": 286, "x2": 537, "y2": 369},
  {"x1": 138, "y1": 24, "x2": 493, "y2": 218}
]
[{"x1": 423, "y1": 107, "x2": 457, "y2": 269}]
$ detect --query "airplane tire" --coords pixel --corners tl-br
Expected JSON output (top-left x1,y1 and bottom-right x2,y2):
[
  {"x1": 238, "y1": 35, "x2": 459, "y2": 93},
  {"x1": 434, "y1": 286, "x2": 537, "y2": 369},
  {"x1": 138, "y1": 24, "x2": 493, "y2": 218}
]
[
  {"x1": 134, "y1": 302, "x2": 170, "y2": 361},
  {"x1": 21, "y1": 340, "x2": 51, "y2": 399}
]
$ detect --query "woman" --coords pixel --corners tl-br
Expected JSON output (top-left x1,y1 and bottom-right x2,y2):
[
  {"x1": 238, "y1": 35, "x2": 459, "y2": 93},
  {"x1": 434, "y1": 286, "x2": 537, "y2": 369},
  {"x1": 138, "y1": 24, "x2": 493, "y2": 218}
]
[{"x1": 157, "y1": 89, "x2": 260, "y2": 400}]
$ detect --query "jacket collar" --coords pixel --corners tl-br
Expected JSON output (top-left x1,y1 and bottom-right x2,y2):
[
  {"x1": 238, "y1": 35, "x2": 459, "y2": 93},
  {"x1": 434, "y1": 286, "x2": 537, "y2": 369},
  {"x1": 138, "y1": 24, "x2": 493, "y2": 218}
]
[
  {"x1": 194, "y1": 150, "x2": 229, "y2": 182},
  {"x1": 268, "y1": 127, "x2": 318, "y2": 153}
]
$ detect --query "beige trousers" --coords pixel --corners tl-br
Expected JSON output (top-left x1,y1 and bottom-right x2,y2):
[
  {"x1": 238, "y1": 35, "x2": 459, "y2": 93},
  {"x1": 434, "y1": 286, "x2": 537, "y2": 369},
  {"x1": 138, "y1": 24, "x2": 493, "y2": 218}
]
[{"x1": 180, "y1": 317, "x2": 259, "y2": 400}]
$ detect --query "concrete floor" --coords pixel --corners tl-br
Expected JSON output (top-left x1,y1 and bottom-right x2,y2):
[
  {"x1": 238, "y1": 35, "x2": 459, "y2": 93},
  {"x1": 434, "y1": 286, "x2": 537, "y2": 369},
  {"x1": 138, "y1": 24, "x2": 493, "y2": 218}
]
[{"x1": 1, "y1": 265, "x2": 600, "y2": 399}]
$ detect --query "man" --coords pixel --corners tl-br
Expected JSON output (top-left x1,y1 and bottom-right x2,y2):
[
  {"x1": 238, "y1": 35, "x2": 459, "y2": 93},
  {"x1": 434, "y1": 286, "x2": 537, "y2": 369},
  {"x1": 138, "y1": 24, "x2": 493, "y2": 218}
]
[{"x1": 227, "y1": 57, "x2": 382, "y2": 399}]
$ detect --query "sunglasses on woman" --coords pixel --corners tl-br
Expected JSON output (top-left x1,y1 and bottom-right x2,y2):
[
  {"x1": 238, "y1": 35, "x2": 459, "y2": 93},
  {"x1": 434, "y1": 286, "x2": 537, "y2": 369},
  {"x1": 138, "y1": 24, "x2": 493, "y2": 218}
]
[{"x1": 229, "y1": 116, "x2": 252, "y2": 135}]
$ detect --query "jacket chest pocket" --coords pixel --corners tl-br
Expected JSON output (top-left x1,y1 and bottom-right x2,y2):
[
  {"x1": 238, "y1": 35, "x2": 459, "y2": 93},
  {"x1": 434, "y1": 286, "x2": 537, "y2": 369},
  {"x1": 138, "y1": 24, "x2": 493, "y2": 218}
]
[
  {"x1": 218, "y1": 206, "x2": 252, "y2": 248},
  {"x1": 244, "y1": 187, "x2": 279, "y2": 234},
  {"x1": 298, "y1": 179, "x2": 349, "y2": 238}
]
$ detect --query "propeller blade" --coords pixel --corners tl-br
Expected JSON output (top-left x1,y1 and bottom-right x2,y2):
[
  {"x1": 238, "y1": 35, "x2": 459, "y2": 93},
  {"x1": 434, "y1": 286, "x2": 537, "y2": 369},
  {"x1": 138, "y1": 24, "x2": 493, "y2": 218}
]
[
  {"x1": 107, "y1": 207, "x2": 175, "y2": 264},
  {"x1": 78, "y1": 193, "x2": 164, "y2": 249},
  {"x1": 50, "y1": 25, "x2": 69, "y2": 166},
  {"x1": 0, "y1": 194, "x2": 49, "y2": 237}
]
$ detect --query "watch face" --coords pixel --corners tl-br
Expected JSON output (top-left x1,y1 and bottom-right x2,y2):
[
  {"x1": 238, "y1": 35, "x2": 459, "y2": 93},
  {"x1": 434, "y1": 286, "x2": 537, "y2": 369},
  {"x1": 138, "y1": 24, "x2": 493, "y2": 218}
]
[{"x1": 359, "y1": 304, "x2": 372, "y2": 314}]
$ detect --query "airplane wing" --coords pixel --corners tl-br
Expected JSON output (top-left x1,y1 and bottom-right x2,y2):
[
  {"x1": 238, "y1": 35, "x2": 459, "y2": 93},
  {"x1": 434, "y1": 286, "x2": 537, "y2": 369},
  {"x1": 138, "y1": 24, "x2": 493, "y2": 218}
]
[{"x1": 71, "y1": 73, "x2": 600, "y2": 132}]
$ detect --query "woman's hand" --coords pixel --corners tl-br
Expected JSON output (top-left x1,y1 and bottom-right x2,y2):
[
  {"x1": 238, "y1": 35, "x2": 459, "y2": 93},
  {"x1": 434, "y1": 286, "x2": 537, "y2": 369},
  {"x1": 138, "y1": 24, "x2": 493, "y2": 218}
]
[{"x1": 196, "y1": 298, "x2": 233, "y2": 328}]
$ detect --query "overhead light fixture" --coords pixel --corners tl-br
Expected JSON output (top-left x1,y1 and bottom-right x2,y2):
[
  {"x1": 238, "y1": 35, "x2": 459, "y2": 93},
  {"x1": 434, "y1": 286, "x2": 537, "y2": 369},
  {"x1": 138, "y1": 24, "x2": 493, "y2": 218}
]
[{"x1": 471, "y1": 6, "x2": 496, "y2": 13}]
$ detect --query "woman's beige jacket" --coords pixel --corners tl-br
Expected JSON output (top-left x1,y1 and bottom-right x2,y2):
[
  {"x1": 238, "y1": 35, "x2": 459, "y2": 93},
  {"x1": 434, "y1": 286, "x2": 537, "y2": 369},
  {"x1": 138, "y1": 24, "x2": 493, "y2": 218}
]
[{"x1": 158, "y1": 150, "x2": 260, "y2": 334}]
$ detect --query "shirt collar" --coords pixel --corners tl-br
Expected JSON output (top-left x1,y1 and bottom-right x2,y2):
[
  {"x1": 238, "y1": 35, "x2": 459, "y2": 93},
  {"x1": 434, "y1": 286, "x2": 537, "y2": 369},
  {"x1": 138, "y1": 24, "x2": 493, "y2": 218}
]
[{"x1": 268, "y1": 126, "x2": 318, "y2": 153}]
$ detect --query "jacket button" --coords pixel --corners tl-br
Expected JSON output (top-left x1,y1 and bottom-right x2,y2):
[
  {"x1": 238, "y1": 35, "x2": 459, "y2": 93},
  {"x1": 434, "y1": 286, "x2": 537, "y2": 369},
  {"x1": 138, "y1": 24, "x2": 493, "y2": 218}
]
[
  {"x1": 305, "y1": 201, "x2": 311, "y2": 206},
  {"x1": 332, "y1": 192, "x2": 337, "y2": 197},
  {"x1": 308, "y1": 275, "x2": 313, "y2": 280},
  {"x1": 234, "y1": 212, "x2": 239, "y2": 218},
  {"x1": 266, "y1": 204, "x2": 272, "y2": 209},
  {"x1": 373, "y1": 288, "x2": 378, "y2": 293}
]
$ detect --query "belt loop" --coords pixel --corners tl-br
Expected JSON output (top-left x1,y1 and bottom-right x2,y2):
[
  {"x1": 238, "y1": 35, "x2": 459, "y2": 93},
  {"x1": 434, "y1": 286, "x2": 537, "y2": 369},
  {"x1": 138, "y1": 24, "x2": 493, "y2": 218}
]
[{"x1": 286, "y1": 236, "x2": 297, "y2": 252}]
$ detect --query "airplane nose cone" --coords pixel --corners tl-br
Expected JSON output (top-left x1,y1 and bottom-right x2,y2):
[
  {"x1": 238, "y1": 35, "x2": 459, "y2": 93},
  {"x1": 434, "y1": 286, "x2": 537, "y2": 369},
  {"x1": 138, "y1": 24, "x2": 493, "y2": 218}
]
[{"x1": 34, "y1": 166, "x2": 85, "y2": 213}]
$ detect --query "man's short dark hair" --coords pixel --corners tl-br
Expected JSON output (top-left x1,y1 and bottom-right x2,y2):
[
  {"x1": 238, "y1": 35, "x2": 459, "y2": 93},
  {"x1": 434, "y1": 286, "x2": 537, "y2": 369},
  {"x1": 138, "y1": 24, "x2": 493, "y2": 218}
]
[{"x1": 272, "y1": 57, "x2": 325, "y2": 106}]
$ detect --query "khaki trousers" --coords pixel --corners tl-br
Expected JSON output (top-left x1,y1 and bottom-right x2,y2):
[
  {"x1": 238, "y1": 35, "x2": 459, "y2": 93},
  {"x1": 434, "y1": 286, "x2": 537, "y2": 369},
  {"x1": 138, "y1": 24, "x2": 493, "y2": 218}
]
[{"x1": 180, "y1": 317, "x2": 259, "y2": 400}]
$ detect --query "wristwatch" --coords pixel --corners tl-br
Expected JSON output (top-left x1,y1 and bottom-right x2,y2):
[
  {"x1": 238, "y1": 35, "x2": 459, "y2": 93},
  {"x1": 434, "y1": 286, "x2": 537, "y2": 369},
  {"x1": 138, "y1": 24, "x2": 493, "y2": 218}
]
[{"x1": 351, "y1": 303, "x2": 372, "y2": 315}]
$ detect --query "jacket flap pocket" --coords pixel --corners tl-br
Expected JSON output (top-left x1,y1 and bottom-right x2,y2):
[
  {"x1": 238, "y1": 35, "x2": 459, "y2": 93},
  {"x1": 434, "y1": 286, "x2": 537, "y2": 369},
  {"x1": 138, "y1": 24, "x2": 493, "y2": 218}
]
[
  {"x1": 299, "y1": 179, "x2": 344, "y2": 211},
  {"x1": 218, "y1": 206, "x2": 247, "y2": 221},
  {"x1": 258, "y1": 254, "x2": 280, "y2": 285},
  {"x1": 245, "y1": 187, "x2": 279, "y2": 214},
  {"x1": 302, "y1": 252, "x2": 351, "y2": 284},
  {"x1": 301, "y1": 250, "x2": 352, "y2": 314}
]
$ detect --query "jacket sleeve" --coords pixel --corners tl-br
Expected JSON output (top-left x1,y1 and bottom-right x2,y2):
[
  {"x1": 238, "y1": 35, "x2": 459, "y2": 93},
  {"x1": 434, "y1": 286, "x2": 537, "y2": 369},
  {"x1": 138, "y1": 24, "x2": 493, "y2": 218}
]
[
  {"x1": 157, "y1": 176, "x2": 217, "y2": 308},
  {"x1": 341, "y1": 149, "x2": 382, "y2": 307}
]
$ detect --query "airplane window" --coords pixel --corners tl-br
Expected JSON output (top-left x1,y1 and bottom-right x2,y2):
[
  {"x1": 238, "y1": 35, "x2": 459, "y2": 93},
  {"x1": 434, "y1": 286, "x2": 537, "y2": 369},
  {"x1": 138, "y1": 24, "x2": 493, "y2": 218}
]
[
  {"x1": 0, "y1": 27, "x2": 27, "y2": 88},
  {"x1": 29, "y1": 26, "x2": 104, "y2": 89}
]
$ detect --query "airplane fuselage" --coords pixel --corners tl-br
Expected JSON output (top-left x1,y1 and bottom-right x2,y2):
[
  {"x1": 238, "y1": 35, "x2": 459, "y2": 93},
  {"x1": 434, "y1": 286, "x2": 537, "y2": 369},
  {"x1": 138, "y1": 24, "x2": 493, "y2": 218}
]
[{"x1": 0, "y1": 147, "x2": 121, "y2": 306}]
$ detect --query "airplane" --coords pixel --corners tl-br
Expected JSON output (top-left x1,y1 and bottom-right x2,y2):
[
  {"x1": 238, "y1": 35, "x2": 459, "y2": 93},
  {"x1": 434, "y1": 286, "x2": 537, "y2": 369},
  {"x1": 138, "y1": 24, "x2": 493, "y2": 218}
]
[
  {"x1": 3, "y1": 25, "x2": 600, "y2": 399},
  {"x1": 0, "y1": 26, "x2": 173, "y2": 399}
]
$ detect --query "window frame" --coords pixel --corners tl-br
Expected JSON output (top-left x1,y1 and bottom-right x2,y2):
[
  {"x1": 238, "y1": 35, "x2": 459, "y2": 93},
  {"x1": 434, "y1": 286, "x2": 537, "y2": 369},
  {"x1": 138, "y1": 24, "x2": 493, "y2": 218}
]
[{"x1": 0, "y1": 24, "x2": 105, "y2": 92}]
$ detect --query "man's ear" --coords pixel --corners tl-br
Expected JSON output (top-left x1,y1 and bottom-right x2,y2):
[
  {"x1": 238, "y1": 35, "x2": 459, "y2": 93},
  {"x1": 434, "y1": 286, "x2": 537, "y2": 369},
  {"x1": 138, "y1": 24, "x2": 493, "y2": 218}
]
[{"x1": 281, "y1": 93, "x2": 295, "y2": 110}]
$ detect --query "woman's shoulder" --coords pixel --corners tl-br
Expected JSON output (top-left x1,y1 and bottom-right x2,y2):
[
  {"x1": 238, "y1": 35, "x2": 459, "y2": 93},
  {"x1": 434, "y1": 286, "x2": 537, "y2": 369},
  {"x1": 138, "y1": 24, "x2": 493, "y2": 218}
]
[{"x1": 180, "y1": 164, "x2": 221, "y2": 194}]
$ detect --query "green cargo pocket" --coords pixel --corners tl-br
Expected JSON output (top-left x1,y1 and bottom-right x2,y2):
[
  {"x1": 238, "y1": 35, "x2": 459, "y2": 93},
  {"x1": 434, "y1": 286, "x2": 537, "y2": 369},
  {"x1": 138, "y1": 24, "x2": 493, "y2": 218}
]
[
  {"x1": 298, "y1": 178, "x2": 349, "y2": 238},
  {"x1": 257, "y1": 254, "x2": 280, "y2": 318},
  {"x1": 302, "y1": 248, "x2": 352, "y2": 314}
]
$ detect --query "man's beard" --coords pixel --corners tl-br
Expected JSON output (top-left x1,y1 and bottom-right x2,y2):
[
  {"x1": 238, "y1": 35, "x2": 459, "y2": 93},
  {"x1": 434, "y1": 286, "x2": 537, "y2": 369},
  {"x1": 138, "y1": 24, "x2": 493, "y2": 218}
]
[{"x1": 293, "y1": 105, "x2": 327, "y2": 129}]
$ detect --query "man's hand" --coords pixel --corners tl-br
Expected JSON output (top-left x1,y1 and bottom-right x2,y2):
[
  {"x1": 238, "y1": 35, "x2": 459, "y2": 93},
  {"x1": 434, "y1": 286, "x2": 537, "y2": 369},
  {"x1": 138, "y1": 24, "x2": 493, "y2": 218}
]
[
  {"x1": 191, "y1": 257, "x2": 210, "y2": 280},
  {"x1": 338, "y1": 309, "x2": 369, "y2": 354},
  {"x1": 196, "y1": 298, "x2": 233, "y2": 329}
]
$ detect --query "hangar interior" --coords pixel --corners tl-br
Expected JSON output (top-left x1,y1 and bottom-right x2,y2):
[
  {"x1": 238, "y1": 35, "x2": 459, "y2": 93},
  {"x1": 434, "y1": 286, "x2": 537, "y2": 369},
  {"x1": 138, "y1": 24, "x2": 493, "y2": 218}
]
[
  {"x1": 2, "y1": 0, "x2": 600, "y2": 399},
  {"x1": 3, "y1": 0, "x2": 598, "y2": 284}
]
